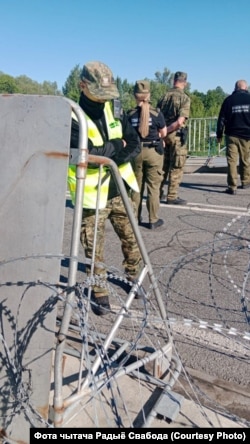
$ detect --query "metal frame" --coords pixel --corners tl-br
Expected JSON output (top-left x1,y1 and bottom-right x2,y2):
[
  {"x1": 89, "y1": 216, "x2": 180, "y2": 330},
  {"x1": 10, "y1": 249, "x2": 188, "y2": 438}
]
[{"x1": 52, "y1": 98, "x2": 175, "y2": 427}]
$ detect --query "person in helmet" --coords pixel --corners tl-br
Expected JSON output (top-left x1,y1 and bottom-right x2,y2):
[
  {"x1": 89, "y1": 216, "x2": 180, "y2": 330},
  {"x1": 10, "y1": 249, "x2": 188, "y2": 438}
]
[{"x1": 68, "y1": 61, "x2": 142, "y2": 316}]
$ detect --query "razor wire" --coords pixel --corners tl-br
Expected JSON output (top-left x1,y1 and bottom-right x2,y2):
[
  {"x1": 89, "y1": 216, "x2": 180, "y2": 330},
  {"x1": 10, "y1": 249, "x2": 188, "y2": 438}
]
[
  {"x1": 1, "y1": 201, "x2": 250, "y2": 435},
  {"x1": 0, "y1": 207, "x2": 250, "y2": 434}
]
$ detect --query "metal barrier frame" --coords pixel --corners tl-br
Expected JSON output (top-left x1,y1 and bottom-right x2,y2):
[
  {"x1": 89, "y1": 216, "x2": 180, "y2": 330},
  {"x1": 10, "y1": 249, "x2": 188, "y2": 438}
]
[{"x1": 52, "y1": 98, "x2": 175, "y2": 427}]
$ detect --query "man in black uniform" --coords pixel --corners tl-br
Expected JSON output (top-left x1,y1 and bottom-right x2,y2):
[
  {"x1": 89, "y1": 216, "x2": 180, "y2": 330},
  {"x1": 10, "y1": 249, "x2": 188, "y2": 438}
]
[
  {"x1": 127, "y1": 80, "x2": 167, "y2": 229},
  {"x1": 216, "y1": 79, "x2": 250, "y2": 194}
]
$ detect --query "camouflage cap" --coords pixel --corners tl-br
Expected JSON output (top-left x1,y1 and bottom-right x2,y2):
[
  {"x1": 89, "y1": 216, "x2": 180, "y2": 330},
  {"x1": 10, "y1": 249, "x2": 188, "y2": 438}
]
[
  {"x1": 174, "y1": 71, "x2": 187, "y2": 82},
  {"x1": 134, "y1": 80, "x2": 150, "y2": 94},
  {"x1": 80, "y1": 61, "x2": 119, "y2": 100}
]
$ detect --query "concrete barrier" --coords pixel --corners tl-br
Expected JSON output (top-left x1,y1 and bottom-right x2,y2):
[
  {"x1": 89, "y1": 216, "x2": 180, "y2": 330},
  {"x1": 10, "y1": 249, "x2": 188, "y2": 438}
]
[{"x1": 0, "y1": 94, "x2": 71, "y2": 442}]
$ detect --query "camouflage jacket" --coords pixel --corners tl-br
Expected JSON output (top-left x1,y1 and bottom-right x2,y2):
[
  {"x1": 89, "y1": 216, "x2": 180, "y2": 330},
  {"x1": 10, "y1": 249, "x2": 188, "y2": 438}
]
[{"x1": 157, "y1": 87, "x2": 190, "y2": 127}]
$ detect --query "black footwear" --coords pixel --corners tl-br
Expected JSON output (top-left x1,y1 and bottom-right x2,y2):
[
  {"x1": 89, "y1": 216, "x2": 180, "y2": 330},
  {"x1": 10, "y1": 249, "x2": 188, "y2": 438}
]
[
  {"x1": 166, "y1": 197, "x2": 187, "y2": 205},
  {"x1": 149, "y1": 219, "x2": 164, "y2": 229},
  {"x1": 225, "y1": 188, "x2": 236, "y2": 195},
  {"x1": 241, "y1": 183, "x2": 250, "y2": 189},
  {"x1": 91, "y1": 293, "x2": 110, "y2": 316},
  {"x1": 138, "y1": 216, "x2": 143, "y2": 226}
]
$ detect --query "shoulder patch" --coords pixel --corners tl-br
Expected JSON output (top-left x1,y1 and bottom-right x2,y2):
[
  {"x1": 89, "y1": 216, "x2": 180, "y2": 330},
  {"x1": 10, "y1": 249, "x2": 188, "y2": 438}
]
[
  {"x1": 149, "y1": 106, "x2": 160, "y2": 117},
  {"x1": 127, "y1": 108, "x2": 137, "y2": 116}
]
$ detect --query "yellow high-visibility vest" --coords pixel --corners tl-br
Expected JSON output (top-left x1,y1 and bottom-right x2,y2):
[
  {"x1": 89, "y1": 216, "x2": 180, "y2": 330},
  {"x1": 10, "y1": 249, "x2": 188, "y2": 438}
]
[{"x1": 68, "y1": 102, "x2": 139, "y2": 209}]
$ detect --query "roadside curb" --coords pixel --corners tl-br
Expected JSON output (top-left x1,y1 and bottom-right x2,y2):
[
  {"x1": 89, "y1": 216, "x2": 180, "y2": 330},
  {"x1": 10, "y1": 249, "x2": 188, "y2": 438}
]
[{"x1": 184, "y1": 156, "x2": 227, "y2": 174}]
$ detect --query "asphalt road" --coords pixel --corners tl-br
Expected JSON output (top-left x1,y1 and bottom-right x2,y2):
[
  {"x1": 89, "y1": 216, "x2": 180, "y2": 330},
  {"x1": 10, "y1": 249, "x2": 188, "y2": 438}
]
[{"x1": 61, "y1": 171, "x2": 250, "y2": 396}]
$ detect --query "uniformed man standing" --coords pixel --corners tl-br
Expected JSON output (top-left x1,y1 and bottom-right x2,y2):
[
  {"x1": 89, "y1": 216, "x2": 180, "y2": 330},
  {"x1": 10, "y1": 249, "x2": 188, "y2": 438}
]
[
  {"x1": 157, "y1": 71, "x2": 191, "y2": 205},
  {"x1": 68, "y1": 61, "x2": 142, "y2": 316},
  {"x1": 216, "y1": 79, "x2": 250, "y2": 194}
]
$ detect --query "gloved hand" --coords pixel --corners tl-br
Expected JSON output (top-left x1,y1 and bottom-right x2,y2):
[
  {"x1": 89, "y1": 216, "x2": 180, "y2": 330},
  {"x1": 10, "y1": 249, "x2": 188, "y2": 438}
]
[
  {"x1": 110, "y1": 138, "x2": 128, "y2": 164},
  {"x1": 88, "y1": 140, "x2": 115, "y2": 159},
  {"x1": 102, "y1": 141, "x2": 117, "y2": 159}
]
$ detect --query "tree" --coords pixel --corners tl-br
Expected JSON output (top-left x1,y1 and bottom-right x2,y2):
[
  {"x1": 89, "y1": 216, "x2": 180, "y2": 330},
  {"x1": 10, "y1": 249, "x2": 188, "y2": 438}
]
[
  {"x1": 154, "y1": 68, "x2": 192, "y2": 92},
  {"x1": 190, "y1": 92, "x2": 205, "y2": 117},
  {"x1": 150, "y1": 81, "x2": 168, "y2": 107},
  {"x1": 14, "y1": 75, "x2": 60, "y2": 95},
  {"x1": 116, "y1": 78, "x2": 134, "y2": 111},
  {"x1": 203, "y1": 87, "x2": 227, "y2": 117},
  {"x1": 0, "y1": 65, "x2": 236, "y2": 119},
  {"x1": 0, "y1": 74, "x2": 19, "y2": 93},
  {"x1": 16, "y1": 75, "x2": 41, "y2": 94},
  {"x1": 41, "y1": 80, "x2": 61, "y2": 95},
  {"x1": 154, "y1": 67, "x2": 172, "y2": 86},
  {"x1": 116, "y1": 76, "x2": 123, "y2": 98},
  {"x1": 62, "y1": 64, "x2": 81, "y2": 102}
]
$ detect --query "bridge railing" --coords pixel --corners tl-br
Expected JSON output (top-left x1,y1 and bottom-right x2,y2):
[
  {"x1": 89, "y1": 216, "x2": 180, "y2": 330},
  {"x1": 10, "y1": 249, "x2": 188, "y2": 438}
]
[{"x1": 187, "y1": 117, "x2": 224, "y2": 156}]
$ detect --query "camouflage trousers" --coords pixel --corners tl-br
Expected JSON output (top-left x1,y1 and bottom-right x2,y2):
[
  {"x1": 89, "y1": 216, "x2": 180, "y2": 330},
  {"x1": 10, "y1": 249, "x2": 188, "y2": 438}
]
[
  {"x1": 160, "y1": 136, "x2": 187, "y2": 200},
  {"x1": 226, "y1": 135, "x2": 250, "y2": 189},
  {"x1": 80, "y1": 195, "x2": 142, "y2": 296}
]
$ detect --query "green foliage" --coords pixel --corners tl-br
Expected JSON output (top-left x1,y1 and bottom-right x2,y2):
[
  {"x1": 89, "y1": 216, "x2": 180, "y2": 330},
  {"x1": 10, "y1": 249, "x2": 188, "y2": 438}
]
[
  {"x1": 0, "y1": 74, "x2": 19, "y2": 93},
  {"x1": 62, "y1": 64, "x2": 81, "y2": 102},
  {"x1": 150, "y1": 81, "x2": 167, "y2": 108},
  {"x1": 190, "y1": 93, "x2": 205, "y2": 117},
  {"x1": 202, "y1": 87, "x2": 227, "y2": 117},
  {"x1": 116, "y1": 77, "x2": 135, "y2": 111},
  {"x1": 154, "y1": 67, "x2": 172, "y2": 86},
  {"x1": 0, "y1": 66, "x2": 232, "y2": 119},
  {"x1": 190, "y1": 87, "x2": 227, "y2": 118},
  {"x1": 0, "y1": 72, "x2": 60, "y2": 95},
  {"x1": 15, "y1": 75, "x2": 61, "y2": 95},
  {"x1": 121, "y1": 91, "x2": 136, "y2": 112},
  {"x1": 40, "y1": 80, "x2": 60, "y2": 95}
]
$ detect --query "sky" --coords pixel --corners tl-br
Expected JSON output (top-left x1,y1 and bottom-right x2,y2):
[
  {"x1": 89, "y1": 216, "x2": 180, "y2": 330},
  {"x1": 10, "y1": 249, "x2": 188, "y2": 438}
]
[{"x1": 1, "y1": 0, "x2": 250, "y2": 95}]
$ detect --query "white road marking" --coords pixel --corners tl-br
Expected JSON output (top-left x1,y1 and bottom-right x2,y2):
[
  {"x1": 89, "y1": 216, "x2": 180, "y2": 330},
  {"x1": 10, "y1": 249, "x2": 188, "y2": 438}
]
[{"x1": 160, "y1": 202, "x2": 250, "y2": 216}]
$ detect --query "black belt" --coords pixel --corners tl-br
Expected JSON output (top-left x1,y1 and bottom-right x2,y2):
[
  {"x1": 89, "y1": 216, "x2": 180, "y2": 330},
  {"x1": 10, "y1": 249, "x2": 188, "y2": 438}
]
[{"x1": 141, "y1": 141, "x2": 158, "y2": 148}]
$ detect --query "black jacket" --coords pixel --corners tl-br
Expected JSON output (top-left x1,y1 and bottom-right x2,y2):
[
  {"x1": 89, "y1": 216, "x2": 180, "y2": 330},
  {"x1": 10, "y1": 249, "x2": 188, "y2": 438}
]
[{"x1": 216, "y1": 89, "x2": 250, "y2": 140}]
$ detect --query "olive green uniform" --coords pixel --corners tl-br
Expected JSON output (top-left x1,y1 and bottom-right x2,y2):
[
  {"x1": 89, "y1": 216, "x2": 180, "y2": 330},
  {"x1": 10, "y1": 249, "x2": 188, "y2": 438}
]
[{"x1": 128, "y1": 104, "x2": 165, "y2": 224}]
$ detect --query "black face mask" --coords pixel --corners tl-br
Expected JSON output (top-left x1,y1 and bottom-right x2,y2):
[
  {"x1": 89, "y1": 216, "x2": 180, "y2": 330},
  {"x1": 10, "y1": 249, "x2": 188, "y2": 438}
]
[{"x1": 79, "y1": 93, "x2": 105, "y2": 120}]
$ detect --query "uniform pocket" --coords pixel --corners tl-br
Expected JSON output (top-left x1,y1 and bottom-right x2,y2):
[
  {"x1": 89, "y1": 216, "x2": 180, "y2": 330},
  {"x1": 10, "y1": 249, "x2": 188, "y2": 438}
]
[{"x1": 174, "y1": 147, "x2": 187, "y2": 168}]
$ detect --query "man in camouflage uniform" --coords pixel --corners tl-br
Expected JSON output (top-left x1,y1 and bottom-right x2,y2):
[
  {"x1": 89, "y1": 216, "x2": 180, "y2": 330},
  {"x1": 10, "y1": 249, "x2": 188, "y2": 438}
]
[
  {"x1": 69, "y1": 61, "x2": 142, "y2": 316},
  {"x1": 157, "y1": 71, "x2": 191, "y2": 205}
]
